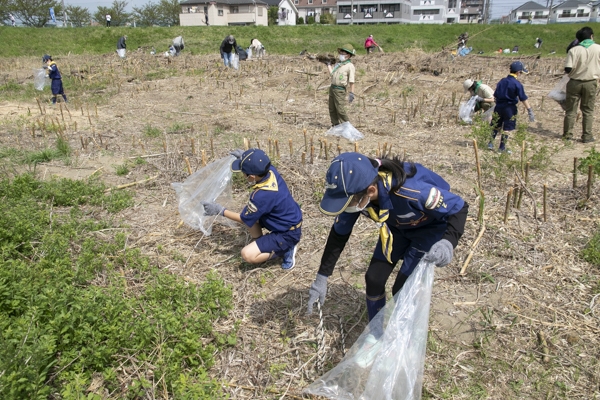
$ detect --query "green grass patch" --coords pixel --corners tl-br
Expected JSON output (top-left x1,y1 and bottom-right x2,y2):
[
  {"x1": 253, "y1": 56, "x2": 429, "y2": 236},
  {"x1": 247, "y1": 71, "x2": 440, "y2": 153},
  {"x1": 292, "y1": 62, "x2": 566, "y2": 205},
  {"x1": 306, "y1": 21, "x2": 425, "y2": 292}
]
[
  {"x1": 0, "y1": 173, "x2": 233, "y2": 398},
  {"x1": 582, "y1": 229, "x2": 600, "y2": 266},
  {"x1": 143, "y1": 124, "x2": 162, "y2": 138},
  {"x1": 577, "y1": 146, "x2": 600, "y2": 176}
]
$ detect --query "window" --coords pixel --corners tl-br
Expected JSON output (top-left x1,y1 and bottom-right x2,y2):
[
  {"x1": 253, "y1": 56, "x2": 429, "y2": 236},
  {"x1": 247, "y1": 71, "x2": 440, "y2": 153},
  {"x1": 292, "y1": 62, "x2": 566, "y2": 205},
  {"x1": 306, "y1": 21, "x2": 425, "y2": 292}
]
[
  {"x1": 218, "y1": 9, "x2": 223, "y2": 15},
  {"x1": 339, "y1": 5, "x2": 351, "y2": 13},
  {"x1": 360, "y1": 5, "x2": 377, "y2": 12},
  {"x1": 258, "y1": 6, "x2": 263, "y2": 15},
  {"x1": 308, "y1": 0, "x2": 313, "y2": 4},
  {"x1": 383, "y1": 4, "x2": 401, "y2": 12},
  {"x1": 448, "y1": 0, "x2": 457, "y2": 7},
  {"x1": 413, "y1": 9, "x2": 439, "y2": 15},
  {"x1": 322, "y1": 0, "x2": 327, "y2": 4},
  {"x1": 294, "y1": 0, "x2": 298, "y2": 3},
  {"x1": 230, "y1": 6, "x2": 239, "y2": 13}
]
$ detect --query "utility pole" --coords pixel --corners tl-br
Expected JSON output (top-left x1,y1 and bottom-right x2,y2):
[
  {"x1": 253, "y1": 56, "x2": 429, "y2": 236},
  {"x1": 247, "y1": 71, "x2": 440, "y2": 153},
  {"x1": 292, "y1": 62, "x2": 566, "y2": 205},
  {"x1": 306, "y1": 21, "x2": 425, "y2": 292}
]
[
  {"x1": 61, "y1": 0, "x2": 67, "y2": 27},
  {"x1": 547, "y1": 0, "x2": 553, "y2": 23},
  {"x1": 482, "y1": 0, "x2": 491, "y2": 24},
  {"x1": 350, "y1": 0, "x2": 354, "y2": 25}
]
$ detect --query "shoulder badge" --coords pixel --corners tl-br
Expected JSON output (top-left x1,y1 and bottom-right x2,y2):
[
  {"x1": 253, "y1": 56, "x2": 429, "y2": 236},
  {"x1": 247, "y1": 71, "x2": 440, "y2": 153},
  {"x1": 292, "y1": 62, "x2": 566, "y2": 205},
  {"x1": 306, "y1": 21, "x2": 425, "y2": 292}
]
[
  {"x1": 246, "y1": 200, "x2": 258, "y2": 214},
  {"x1": 425, "y1": 187, "x2": 445, "y2": 209}
]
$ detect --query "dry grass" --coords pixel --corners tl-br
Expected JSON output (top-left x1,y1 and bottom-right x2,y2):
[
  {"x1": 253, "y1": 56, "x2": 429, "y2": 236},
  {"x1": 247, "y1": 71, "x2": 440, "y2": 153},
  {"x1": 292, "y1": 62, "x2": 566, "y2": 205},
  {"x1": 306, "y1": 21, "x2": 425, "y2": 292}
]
[{"x1": 0, "y1": 49, "x2": 598, "y2": 399}]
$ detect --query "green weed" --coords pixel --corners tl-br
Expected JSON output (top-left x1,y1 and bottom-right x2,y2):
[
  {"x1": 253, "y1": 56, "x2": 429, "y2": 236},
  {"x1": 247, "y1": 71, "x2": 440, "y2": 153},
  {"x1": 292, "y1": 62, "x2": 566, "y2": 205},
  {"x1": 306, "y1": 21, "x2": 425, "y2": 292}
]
[
  {"x1": 582, "y1": 229, "x2": 600, "y2": 266},
  {"x1": 143, "y1": 124, "x2": 162, "y2": 138},
  {"x1": 578, "y1": 146, "x2": 600, "y2": 176},
  {"x1": 114, "y1": 163, "x2": 129, "y2": 176}
]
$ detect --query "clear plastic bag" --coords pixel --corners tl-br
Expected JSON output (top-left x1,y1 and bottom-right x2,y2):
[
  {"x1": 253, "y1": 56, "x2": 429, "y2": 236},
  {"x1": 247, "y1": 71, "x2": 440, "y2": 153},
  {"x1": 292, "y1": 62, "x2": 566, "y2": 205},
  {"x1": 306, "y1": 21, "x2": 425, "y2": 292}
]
[
  {"x1": 231, "y1": 54, "x2": 239, "y2": 70},
  {"x1": 34, "y1": 68, "x2": 49, "y2": 91},
  {"x1": 171, "y1": 156, "x2": 235, "y2": 235},
  {"x1": 325, "y1": 121, "x2": 364, "y2": 142},
  {"x1": 548, "y1": 75, "x2": 569, "y2": 111},
  {"x1": 482, "y1": 105, "x2": 495, "y2": 124},
  {"x1": 304, "y1": 260, "x2": 435, "y2": 400},
  {"x1": 247, "y1": 47, "x2": 252, "y2": 59},
  {"x1": 117, "y1": 48, "x2": 126, "y2": 58},
  {"x1": 458, "y1": 95, "x2": 477, "y2": 123}
]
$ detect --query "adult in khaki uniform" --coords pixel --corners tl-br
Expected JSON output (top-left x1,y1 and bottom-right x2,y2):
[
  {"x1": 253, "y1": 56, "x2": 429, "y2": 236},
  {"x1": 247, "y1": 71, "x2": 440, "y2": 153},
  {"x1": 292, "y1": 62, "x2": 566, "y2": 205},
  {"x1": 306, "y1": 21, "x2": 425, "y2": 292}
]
[
  {"x1": 328, "y1": 44, "x2": 356, "y2": 126},
  {"x1": 463, "y1": 79, "x2": 495, "y2": 112},
  {"x1": 564, "y1": 26, "x2": 600, "y2": 143}
]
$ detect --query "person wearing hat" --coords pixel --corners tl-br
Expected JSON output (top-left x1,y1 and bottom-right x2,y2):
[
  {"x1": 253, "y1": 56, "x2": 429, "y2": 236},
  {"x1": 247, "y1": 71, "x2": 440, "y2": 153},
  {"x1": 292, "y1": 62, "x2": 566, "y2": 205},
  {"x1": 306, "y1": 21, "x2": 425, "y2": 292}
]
[
  {"x1": 306, "y1": 153, "x2": 468, "y2": 339},
  {"x1": 563, "y1": 26, "x2": 600, "y2": 143},
  {"x1": 328, "y1": 44, "x2": 356, "y2": 127},
  {"x1": 463, "y1": 79, "x2": 494, "y2": 112},
  {"x1": 489, "y1": 61, "x2": 535, "y2": 153},
  {"x1": 364, "y1": 35, "x2": 379, "y2": 54},
  {"x1": 220, "y1": 35, "x2": 239, "y2": 68},
  {"x1": 201, "y1": 149, "x2": 303, "y2": 270},
  {"x1": 42, "y1": 55, "x2": 67, "y2": 104}
]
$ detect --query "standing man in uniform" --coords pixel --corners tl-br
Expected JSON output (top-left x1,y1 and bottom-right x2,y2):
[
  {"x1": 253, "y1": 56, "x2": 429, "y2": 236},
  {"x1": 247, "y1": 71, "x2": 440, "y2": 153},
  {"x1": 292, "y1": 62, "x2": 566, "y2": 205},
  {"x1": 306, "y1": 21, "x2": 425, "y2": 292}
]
[
  {"x1": 328, "y1": 44, "x2": 356, "y2": 127},
  {"x1": 563, "y1": 26, "x2": 600, "y2": 143}
]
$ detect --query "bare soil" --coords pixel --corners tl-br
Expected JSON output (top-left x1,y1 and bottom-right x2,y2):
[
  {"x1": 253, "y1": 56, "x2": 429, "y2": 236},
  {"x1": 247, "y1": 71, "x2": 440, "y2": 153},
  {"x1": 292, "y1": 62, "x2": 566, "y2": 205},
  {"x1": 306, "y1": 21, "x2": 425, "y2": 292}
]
[{"x1": 1, "y1": 50, "x2": 599, "y2": 399}]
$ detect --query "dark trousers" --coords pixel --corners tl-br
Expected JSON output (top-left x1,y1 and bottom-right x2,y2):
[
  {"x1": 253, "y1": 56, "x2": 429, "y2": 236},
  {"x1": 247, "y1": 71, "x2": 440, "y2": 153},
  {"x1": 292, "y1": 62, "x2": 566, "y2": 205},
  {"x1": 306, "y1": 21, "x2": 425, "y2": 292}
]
[{"x1": 328, "y1": 86, "x2": 349, "y2": 126}]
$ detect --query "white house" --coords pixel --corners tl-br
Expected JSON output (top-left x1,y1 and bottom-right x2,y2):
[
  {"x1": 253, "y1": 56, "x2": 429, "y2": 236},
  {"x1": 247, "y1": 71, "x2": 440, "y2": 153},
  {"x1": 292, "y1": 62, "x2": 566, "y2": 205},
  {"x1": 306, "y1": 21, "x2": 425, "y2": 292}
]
[
  {"x1": 508, "y1": 1, "x2": 548, "y2": 24},
  {"x1": 590, "y1": 0, "x2": 600, "y2": 22},
  {"x1": 180, "y1": 0, "x2": 269, "y2": 26},
  {"x1": 549, "y1": 0, "x2": 592, "y2": 23},
  {"x1": 265, "y1": 0, "x2": 298, "y2": 25}
]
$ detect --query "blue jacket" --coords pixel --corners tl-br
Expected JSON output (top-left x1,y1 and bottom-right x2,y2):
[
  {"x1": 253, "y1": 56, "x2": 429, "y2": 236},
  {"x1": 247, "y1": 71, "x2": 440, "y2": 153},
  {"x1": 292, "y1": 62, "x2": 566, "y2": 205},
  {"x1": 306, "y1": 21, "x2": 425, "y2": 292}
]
[
  {"x1": 47, "y1": 62, "x2": 61, "y2": 80},
  {"x1": 494, "y1": 74, "x2": 528, "y2": 107}
]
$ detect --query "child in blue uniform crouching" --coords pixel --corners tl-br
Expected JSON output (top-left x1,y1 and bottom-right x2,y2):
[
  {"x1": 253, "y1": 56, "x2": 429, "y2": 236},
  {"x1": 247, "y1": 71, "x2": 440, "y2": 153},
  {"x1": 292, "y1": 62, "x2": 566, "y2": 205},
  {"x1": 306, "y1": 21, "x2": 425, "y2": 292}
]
[
  {"x1": 202, "y1": 149, "x2": 302, "y2": 270},
  {"x1": 43, "y1": 55, "x2": 67, "y2": 104}
]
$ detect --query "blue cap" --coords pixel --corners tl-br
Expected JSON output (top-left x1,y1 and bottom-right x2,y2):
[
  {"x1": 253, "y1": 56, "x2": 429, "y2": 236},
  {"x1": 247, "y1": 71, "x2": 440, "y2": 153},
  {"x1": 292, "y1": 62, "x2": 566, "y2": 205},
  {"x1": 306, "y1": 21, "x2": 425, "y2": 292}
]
[
  {"x1": 42, "y1": 54, "x2": 51, "y2": 62},
  {"x1": 319, "y1": 152, "x2": 378, "y2": 216},
  {"x1": 510, "y1": 61, "x2": 528, "y2": 73},
  {"x1": 231, "y1": 149, "x2": 270, "y2": 175}
]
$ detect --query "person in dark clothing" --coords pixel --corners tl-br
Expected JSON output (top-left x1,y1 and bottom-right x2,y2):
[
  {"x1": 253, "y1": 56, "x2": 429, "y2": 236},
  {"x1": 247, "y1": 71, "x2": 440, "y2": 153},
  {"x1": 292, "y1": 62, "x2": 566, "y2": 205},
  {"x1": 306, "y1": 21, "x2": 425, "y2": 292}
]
[
  {"x1": 220, "y1": 35, "x2": 238, "y2": 68},
  {"x1": 43, "y1": 55, "x2": 67, "y2": 104},
  {"x1": 117, "y1": 35, "x2": 127, "y2": 58}
]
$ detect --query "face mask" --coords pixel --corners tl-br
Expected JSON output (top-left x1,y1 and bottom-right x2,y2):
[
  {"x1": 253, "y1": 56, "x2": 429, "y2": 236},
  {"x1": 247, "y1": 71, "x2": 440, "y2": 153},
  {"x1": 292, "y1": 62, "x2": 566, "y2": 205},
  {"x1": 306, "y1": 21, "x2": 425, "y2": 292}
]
[
  {"x1": 338, "y1": 55, "x2": 346, "y2": 62},
  {"x1": 345, "y1": 196, "x2": 369, "y2": 213}
]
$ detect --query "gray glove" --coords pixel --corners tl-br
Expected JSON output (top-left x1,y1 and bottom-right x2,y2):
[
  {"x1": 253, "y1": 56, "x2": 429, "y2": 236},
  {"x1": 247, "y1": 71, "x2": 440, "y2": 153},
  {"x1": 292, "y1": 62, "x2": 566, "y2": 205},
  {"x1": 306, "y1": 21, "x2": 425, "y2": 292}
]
[
  {"x1": 474, "y1": 95, "x2": 484, "y2": 102},
  {"x1": 422, "y1": 239, "x2": 453, "y2": 267},
  {"x1": 307, "y1": 273, "x2": 328, "y2": 315},
  {"x1": 527, "y1": 108, "x2": 535, "y2": 122},
  {"x1": 348, "y1": 92, "x2": 355, "y2": 103},
  {"x1": 201, "y1": 201, "x2": 225, "y2": 216},
  {"x1": 229, "y1": 149, "x2": 244, "y2": 159}
]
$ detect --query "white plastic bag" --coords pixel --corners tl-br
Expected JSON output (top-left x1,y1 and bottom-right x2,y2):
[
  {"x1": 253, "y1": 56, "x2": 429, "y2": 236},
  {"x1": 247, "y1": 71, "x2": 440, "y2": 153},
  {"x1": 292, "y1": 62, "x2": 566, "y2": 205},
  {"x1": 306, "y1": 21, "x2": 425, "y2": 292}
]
[
  {"x1": 482, "y1": 105, "x2": 495, "y2": 124},
  {"x1": 304, "y1": 260, "x2": 435, "y2": 400},
  {"x1": 548, "y1": 75, "x2": 569, "y2": 111},
  {"x1": 458, "y1": 95, "x2": 478, "y2": 123},
  {"x1": 171, "y1": 156, "x2": 235, "y2": 235},
  {"x1": 325, "y1": 121, "x2": 364, "y2": 142},
  {"x1": 231, "y1": 54, "x2": 239, "y2": 70},
  {"x1": 34, "y1": 68, "x2": 49, "y2": 91},
  {"x1": 117, "y1": 48, "x2": 126, "y2": 58},
  {"x1": 247, "y1": 47, "x2": 252, "y2": 59}
]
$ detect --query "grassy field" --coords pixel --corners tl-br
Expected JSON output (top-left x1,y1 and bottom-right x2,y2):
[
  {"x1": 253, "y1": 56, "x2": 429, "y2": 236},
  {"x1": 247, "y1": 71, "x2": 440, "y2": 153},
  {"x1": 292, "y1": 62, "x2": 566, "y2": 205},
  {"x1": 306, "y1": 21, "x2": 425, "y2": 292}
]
[{"x1": 2, "y1": 22, "x2": 600, "y2": 57}]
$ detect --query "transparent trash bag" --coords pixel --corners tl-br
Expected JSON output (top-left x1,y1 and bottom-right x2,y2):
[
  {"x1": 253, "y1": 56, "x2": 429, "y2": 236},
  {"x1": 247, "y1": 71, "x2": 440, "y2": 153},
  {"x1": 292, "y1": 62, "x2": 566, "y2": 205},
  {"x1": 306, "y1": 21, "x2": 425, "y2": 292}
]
[
  {"x1": 458, "y1": 95, "x2": 477, "y2": 123},
  {"x1": 304, "y1": 260, "x2": 435, "y2": 400},
  {"x1": 247, "y1": 47, "x2": 252, "y2": 59},
  {"x1": 34, "y1": 68, "x2": 49, "y2": 91},
  {"x1": 231, "y1": 54, "x2": 239, "y2": 70},
  {"x1": 482, "y1": 105, "x2": 495, "y2": 124},
  {"x1": 325, "y1": 121, "x2": 364, "y2": 142},
  {"x1": 117, "y1": 48, "x2": 126, "y2": 58},
  {"x1": 171, "y1": 156, "x2": 235, "y2": 235},
  {"x1": 548, "y1": 75, "x2": 569, "y2": 110}
]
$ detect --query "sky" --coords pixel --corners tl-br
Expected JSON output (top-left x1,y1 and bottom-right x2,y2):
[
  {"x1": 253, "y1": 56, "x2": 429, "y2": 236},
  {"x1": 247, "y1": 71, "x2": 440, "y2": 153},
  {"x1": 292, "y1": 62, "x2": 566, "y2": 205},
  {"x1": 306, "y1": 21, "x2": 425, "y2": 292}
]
[{"x1": 59, "y1": 0, "x2": 543, "y2": 18}]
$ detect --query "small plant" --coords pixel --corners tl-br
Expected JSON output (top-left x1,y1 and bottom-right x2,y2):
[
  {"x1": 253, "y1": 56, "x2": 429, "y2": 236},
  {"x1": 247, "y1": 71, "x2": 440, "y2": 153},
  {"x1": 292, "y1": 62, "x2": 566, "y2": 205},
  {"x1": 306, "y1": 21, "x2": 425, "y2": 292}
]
[
  {"x1": 143, "y1": 124, "x2": 162, "y2": 138},
  {"x1": 578, "y1": 146, "x2": 600, "y2": 176},
  {"x1": 114, "y1": 163, "x2": 129, "y2": 176},
  {"x1": 582, "y1": 229, "x2": 600, "y2": 266},
  {"x1": 55, "y1": 136, "x2": 72, "y2": 158},
  {"x1": 133, "y1": 157, "x2": 147, "y2": 166}
]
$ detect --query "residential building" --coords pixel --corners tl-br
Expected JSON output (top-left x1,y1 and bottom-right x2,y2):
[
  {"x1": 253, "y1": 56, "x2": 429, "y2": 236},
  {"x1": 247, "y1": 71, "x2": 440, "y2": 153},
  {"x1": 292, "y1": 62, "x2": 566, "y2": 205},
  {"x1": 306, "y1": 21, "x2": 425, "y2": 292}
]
[
  {"x1": 459, "y1": 0, "x2": 483, "y2": 23},
  {"x1": 294, "y1": 0, "x2": 336, "y2": 24},
  {"x1": 335, "y1": 0, "x2": 462, "y2": 25},
  {"x1": 591, "y1": 0, "x2": 600, "y2": 22},
  {"x1": 508, "y1": 1, "x2": 548, "y2": 24},
  {"x1": 179, "y1": 0, "x2": 269, "y2": 26},
  {"x1": 264, "y1": 0, "x2": 299, "y2": 25},
  {"x1": 549, "y1": 0, "x2": 592, "y2": 23}
]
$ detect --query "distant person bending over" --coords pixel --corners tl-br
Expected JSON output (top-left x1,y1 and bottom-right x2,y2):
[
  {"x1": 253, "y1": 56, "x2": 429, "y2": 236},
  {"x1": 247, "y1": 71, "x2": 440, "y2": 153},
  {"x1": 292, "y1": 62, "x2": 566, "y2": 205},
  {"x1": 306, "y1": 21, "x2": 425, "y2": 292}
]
[
  {"x1": 463, "y1": 79, "x2": 494, "y2": 112},
  {"x1": 117, "y1": 35, "x2": 127, "y2": 58},
  {"x1": 172, "y1": 36, "x2": 184, "y2": 56},
  {"x1": 364, "y1": 35, "x2": 379, "y2": 54},
  {"x1": 220, "y1": 35, "x2": 238, "y2": 68}
]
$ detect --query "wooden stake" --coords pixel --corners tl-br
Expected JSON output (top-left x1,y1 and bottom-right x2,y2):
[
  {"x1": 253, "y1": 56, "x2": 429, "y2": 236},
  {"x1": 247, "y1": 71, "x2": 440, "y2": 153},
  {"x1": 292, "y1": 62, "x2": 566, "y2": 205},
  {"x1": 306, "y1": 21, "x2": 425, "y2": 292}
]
[
  {"x1": 275, "y1": 140, "x2": 280, "y2": 159},
  {"x1": 184, "y1": 157, "x2": 192, "y2": 175},
  {"x1": 289, "y1": 138, "x2": 293, "y2": 155},
  {"x1": 573, "y1": 157, "x2": 578, "y2": 189},
  {"x1": 35, "y1": 98, "x2": 44, "y2": 115},
  {"x1": 587, "y1": 165, "x2": 594, "y2": 199},
  {"x1": 310, "y1": 145, "x2": 314, "y2": 164},
  {"x1": 504, "y1": 188, "x2": 513, "y2": 224},
  {"x1": 354, "y1": 142, "x2": 358, "y2": 152},
  {"x1": 191, "y1": 138, "x2": 195, "y2": 155},
  {"x1": 302, "y1": 151, "x2": 306, "y2": 164},
  {"x1": 303, "y1": 129, "x2": 307, "y2": 149},
  {"x1": 543, "y1": 184, "x2": 547, "y2": 222},
  {"x1": 202, "y1": 150, "x2": 207, "y2": 166},
  {"x1": 210, "y1": 137, "x2": 214, "y2": 159}
]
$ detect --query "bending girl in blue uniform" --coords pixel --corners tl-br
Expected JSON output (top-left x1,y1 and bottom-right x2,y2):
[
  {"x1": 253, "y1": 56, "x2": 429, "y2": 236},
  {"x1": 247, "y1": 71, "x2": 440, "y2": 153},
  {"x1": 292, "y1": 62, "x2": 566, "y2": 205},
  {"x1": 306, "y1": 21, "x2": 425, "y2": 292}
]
[
  {"x1": 43, "y1": 55, "x2": 67, "y2": 104},
  {"x1": 202, "y1": 149, "x2": 302, "y2": 270},
  {"x1": 307, "y1": 152, "x2": 468, "y2": 319}
]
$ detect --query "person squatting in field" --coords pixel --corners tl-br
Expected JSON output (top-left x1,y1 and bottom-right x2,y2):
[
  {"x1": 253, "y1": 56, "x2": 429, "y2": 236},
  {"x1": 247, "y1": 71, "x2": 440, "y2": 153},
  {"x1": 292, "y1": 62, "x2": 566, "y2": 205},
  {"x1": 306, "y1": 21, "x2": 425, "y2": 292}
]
[
  {"x1": 328, "y1": 44, "x2": 356, "y2": 127},
  {"x1": 306, "y1": 152, "x2": 468, "y2": 352},
  {"x1": 202, "y1": 149, "x2": 302, "y2": 270},
  {"x1": 463, "y1": 78, "x2": 495, "y2": 112},
  {"x1": 43, "y1": 55, "x2": 67, "y2": 104}
]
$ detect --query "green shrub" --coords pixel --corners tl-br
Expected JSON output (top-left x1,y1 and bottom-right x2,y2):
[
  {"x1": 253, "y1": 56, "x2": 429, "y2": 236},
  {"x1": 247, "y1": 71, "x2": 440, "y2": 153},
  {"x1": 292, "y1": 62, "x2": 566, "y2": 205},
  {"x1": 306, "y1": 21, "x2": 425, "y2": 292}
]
[
  {"x1": 307, "y1": 16, "x2": 315, "y2": 24},
  {"x1": 320, "y1": 13, "x2": 335, "y2": 24},
  {"x1": 578, "y1": 146, "x2": 600, "y2": 176},
  {"x1": 582, "y1": 229, "x2": 600, "y2": 266},
  {"x1": 297, "y1": 16, "x2": 304, "y2": 24},
  {"x1": 143, "y1": 124, "x2": 162, "y2": 138}
]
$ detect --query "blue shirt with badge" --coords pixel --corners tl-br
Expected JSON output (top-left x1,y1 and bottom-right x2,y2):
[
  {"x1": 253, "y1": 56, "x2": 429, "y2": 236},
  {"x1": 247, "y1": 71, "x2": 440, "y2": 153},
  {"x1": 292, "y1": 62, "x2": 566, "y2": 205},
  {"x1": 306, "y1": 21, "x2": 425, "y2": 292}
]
[
  {"x1": 494, "y1": 74, "x2": 528, "y2": 107},
  {"x1": 240, "y1": 166, "x2": 302, "y2": 233},
  {"x1": 332, "y1": 163, "x2": 464, "y2": 237}
]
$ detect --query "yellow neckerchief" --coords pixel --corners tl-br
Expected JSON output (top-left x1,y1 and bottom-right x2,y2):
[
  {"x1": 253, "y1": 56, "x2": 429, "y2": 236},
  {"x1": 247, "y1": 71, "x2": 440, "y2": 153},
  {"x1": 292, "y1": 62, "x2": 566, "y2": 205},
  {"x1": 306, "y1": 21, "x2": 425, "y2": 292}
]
[
  {"x1": 331, "y1": 59, "x2": 351, "y2": 75},
  {"x1": 252, "y1": 170, "x2": 278, "y2": 192},
  {"x1": 365, "y1": 171, "x2": 394, "y2": 263},
  {"x1": 509, "y1": 73, "x2": 518, "y2": 79}
]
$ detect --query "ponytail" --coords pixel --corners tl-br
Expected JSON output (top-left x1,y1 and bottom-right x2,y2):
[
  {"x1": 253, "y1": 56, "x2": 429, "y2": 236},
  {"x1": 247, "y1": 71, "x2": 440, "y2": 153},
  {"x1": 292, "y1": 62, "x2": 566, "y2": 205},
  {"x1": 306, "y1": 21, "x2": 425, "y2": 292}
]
[{"x1": 369, "y1": 155, "x2": 416, "y2": 192}]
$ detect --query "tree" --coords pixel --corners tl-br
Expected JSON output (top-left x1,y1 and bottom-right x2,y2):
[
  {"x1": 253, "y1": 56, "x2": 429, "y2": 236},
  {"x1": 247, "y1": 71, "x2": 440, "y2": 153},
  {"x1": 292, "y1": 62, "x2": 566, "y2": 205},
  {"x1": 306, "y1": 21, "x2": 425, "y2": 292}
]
[
  {"x1": 132, "y1": 2, "x2": 160, "y2": 26},
  {"x1": 10, "y1": 0, "x2": 62, "y2": 27},
  {"x1": 156, "y1": 0, "x2": 180, "y2": 26},
  {"x1": 93, "y1": 0, "x2": 129, "y2": 26},
  {"x1": 268, "y1": 6, "x2": 278, "y2": 25},
  {"x1": 65, "y1": 5, "x2": 91, "y2": 27}
]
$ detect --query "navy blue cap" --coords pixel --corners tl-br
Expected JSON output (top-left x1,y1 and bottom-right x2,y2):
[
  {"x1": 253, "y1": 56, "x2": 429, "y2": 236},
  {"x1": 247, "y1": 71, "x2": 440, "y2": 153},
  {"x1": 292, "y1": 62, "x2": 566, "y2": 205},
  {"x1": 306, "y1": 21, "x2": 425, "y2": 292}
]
[
  {"x1": 319, "y1": 152, "x2": 378, "y2": 216},
  {"x1": 510, "y1": 61, "x2": 528, "y2": 73},
  {"x1": 42, "y1": 54, "x2": 51, "y2": 62},
  {"x1": 231, "y1": 149, "x2": 270, "y2": 175}
]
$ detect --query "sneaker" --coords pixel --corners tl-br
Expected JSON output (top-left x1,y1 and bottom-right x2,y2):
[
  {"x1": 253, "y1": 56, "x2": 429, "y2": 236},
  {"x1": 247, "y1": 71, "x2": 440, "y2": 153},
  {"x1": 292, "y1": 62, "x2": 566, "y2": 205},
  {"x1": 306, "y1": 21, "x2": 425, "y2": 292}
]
[
  {"x1": 582, "y1": 137, "x2": 596, "y2": 143},
  {"x1": 487, "y1": 142, "x2": 494, "y2": 150},
  {"x1": 353, "y1": 334, "x2": 382, "y2": 368},
  {"x1": 281, "y1": 245, "x2": 297, "y2": 270},
  {"x1": 498, "y1": 148, "x2": 512, "y2": 155}
]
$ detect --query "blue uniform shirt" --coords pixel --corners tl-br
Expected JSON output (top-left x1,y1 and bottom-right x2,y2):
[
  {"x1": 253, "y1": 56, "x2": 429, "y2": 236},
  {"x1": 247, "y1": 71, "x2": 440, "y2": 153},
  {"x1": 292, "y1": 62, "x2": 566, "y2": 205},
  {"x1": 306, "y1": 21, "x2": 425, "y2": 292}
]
[
  {"x1": 333, "y1": 163, "x2": 465, "y2": 236},
  {"x1": 240, "y1": 166, "x2": 302, "y2": 233},
  {"x1": 494, "y1": 74, "x2": 527, "y2": 107},
  {"x1": 47, "y1": 62, "x2": 61, "y2": 80}
]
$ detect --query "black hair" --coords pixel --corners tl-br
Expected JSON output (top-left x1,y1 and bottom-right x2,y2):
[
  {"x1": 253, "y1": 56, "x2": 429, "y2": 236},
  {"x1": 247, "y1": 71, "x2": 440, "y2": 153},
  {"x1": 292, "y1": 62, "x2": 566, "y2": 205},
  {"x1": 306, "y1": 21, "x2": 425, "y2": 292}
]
[
  {"x1": 579, "y1": 27, "x2": 593, "y2": 41},
  {"x1": 352, "y1": 155, "x2": 416, "y2": 198}
]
